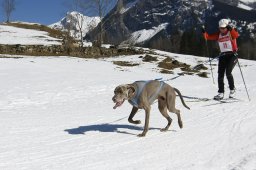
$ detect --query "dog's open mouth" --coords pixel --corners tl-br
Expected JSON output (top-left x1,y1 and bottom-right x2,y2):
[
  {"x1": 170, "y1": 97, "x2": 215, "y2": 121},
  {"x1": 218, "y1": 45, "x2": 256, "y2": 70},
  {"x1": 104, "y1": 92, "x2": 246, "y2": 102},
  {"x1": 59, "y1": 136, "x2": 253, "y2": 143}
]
[{"x1": 113, "y1": 99, "x2": 125, "y2": 109}]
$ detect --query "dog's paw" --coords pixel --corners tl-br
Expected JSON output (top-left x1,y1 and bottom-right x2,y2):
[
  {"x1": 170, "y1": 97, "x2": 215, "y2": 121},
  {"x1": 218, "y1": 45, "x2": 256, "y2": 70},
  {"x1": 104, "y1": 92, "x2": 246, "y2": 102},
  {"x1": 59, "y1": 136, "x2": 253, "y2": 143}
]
[
  {"x1": 134, "y1": 120, "x2": 141, "y2": 124},
  {"x1": 137, "y1": 133, "x2": 146, "y2": 137},
  {"x1": 160, "y1": 128, "x2": 168, "y2": 132},
  {"x1": 128, "y1": 119, "x2": 141, "y2": 124},
  {"x1": 178, "y1": 120, "x2": 183, "y2": 129}
]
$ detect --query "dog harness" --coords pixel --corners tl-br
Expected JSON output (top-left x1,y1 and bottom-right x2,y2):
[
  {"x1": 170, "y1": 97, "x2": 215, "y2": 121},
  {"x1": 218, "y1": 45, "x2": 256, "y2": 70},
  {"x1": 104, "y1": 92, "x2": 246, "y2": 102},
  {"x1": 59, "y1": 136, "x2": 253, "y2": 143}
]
[{"x1": 128, "y1": 80, "x2": 165, "y2": 108}]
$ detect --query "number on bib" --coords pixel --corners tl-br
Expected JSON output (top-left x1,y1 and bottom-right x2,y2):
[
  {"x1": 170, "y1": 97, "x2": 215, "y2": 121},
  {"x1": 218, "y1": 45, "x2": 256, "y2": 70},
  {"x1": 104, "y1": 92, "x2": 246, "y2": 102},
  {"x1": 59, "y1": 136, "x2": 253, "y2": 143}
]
[{"x1": 223, "y1": 43, "x2": 228, "y2": 49}]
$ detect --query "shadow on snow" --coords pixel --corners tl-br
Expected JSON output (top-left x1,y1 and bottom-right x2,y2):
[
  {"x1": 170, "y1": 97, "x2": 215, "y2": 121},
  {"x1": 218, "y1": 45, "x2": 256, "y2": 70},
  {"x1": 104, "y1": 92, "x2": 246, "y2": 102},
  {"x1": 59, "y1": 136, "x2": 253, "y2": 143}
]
[{"x1": 64, "y1": 123, "x2": 165, "y2": 136}]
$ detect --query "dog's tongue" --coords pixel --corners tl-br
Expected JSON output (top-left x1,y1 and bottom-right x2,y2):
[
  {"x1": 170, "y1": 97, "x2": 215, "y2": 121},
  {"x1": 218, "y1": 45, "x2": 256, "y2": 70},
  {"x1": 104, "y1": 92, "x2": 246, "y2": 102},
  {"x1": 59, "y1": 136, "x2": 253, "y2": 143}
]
[
  {"x1": 113, "y1": 102, "x2": 120, "y2": 109},
  {"x1": 113, "y1": 101, "x2": 123, "y2": 109},
  {"x1": 113, "y1": 104, "x2": 117, "y2": 109}
]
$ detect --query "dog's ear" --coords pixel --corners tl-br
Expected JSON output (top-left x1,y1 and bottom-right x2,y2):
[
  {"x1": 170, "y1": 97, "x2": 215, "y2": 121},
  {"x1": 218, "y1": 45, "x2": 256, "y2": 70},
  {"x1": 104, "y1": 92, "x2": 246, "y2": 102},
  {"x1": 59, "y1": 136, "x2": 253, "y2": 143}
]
[{"x1": 127, "y1": 84, "x2": 135, "y2": 98}]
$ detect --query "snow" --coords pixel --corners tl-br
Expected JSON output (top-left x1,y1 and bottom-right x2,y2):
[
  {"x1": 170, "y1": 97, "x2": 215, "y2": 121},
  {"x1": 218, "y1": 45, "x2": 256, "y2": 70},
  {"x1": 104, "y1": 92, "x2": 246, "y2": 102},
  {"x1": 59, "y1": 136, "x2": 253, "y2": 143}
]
[
  {"x1": 124, "y1": 23, "x2": 169, "y2": 44},
  {"x1": 0, "y1": 25, "x2": 62, "y2": 45},
  {"x1": 49, "y1": 11, "x2": 100, "y2": 39},
  {"x1": 239, "y1": 0, "x2": 256, "y2": 3},
  {"x1": 238, "y1": 2, "x2": 253, "y2": 10},
  {"x1": 120, "y1": 0, "x2": 139, "y2": 14},
  {"x1": 0, "y1": 51, "x2": 256, "y2": 170}
]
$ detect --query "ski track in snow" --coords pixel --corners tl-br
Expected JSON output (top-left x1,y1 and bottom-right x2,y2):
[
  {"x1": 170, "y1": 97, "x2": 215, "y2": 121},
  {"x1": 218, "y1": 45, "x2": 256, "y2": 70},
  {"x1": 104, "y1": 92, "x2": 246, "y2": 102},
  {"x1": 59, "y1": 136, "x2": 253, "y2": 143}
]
[{"x1": 0, "y1": 54, "x2": 256, "y2": 170}]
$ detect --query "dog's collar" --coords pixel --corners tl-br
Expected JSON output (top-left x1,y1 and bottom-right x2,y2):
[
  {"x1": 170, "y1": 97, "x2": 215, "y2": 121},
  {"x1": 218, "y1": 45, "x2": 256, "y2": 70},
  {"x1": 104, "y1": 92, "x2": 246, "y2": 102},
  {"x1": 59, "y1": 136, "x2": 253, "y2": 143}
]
[
  {"x1": 128, "y1": 80, "x2": 164, "y2": 107},
  {"x1": 128, "y1": 81, "x2": 149, "y2": 107}
]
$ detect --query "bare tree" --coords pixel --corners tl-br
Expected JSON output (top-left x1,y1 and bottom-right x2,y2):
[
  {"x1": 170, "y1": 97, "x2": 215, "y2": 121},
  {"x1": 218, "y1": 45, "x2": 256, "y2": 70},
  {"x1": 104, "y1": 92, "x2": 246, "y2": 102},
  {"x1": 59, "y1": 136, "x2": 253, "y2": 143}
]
[
  {"x1": 73, "y1": 12, "x2": 85, "y2": 47},
  {"x1": 2, "y1": 0, "x2": 16, "y2": 23},
  {"x1": 71, "y1": 0, "x2": 85, "y2": 48},
  {"x1": 79, "y1": 0, "x2": 117, "y2": 45},
  {"x1": 62, "y1": 0, "x2": 86, "y2": 49},
  {"x1": 62, "y1": 12, "x2": 76, "y2": 55}
]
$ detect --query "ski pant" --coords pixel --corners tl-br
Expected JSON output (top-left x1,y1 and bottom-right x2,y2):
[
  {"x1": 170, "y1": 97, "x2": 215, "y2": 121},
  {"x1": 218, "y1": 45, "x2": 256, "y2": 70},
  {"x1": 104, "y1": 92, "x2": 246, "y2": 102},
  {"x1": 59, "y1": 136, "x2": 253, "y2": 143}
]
[{"x1": 218, "y1": 52, "x2": 238, "y2": 93}]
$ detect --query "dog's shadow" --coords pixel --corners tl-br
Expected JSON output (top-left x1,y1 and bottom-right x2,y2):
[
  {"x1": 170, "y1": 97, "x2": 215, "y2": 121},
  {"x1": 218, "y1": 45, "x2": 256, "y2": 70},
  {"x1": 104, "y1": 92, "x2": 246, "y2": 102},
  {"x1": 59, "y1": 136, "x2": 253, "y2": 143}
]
[{"x1": 64, "y1": 123, "x2": 166, "y2": 136}]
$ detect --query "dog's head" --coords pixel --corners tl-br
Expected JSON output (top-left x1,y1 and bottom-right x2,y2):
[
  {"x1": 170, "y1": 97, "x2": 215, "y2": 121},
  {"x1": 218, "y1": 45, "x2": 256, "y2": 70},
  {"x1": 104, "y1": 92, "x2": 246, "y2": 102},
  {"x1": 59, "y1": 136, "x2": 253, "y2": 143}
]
[{"x1": 112, "y1": 84, "x2": 135, "y2": 109}]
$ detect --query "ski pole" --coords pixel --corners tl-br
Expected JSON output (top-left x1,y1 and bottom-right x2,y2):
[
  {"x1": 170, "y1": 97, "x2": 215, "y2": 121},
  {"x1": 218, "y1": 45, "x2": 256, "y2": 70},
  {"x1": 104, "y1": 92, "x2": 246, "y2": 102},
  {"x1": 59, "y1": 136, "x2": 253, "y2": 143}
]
[
  {"x1": 204, "y1": 36, "x2": 215, "y2": 84},
  {"x1": 201, "y1": 25, "x2": 215, "y2": 84},
  {"x1": 205, "y1": 40, "x2": 215, "y2": 84},
  {"x1": 237, "y1": 59, "x2": 251, "y2": 101}
]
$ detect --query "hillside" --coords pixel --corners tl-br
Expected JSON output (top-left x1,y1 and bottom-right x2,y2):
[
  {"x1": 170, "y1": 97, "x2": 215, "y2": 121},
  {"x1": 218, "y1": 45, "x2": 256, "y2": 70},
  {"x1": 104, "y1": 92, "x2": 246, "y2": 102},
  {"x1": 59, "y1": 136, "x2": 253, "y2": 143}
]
[
  {"x1": 0, "y1": 22, "x2": 64, "y2": 45},
  {"x1": 0, "y1": 22, "x2": 140, "y2": 57},
  {"x1": 0, "y1": 51, "x2": 256, "y2": 169}
]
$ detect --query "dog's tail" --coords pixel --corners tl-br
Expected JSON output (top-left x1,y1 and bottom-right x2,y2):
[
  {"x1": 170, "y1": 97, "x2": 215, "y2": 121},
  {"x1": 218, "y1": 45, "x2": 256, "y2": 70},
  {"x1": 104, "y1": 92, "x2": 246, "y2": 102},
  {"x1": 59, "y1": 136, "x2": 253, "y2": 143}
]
[{"x1": 173, "y1": 88, "x2": 190, "y2": 110}]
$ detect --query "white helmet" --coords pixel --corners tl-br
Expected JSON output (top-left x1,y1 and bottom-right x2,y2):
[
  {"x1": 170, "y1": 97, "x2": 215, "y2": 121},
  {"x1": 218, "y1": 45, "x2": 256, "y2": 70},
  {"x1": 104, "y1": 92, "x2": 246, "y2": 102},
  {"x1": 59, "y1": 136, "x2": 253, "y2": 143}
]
[{"x1": 219, "y1": 19, "x2": 230, "y2": 28}]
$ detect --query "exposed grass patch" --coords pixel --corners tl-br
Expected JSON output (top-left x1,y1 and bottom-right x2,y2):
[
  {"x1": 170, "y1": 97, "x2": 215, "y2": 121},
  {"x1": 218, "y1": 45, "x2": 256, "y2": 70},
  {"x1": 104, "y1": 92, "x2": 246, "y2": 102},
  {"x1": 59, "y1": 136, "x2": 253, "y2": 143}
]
[
  {"x1": 180, "y1": 67, "x2": 198, "y2": 73},
  {"x1": 113, "y1": 61, "x2": 139, "y2": 67},
  {"x1": 160, "y1": 69, "x2": 174, "y2": 74},
  {"x1": 193, "y1": 64, "x2": 208, "y2": 71},
  {"x1": 158, "y1": 57, "x2": 191, "y2": 70},
  {"x1": 142, "y1": 54, "x2": 158, "y2": 62},
  {"x1": 197, "y1": 72, "x2": 208, "y2": 78},
  {"x1": 156, "y1": 57, "x2": 210, "y2": 77}
]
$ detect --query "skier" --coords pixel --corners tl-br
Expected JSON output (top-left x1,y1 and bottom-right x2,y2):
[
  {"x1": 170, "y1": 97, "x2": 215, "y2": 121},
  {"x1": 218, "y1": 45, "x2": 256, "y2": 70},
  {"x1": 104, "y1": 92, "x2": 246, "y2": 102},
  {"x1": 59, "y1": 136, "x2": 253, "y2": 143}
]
[{"x1": 202, "y1": 19, "x2": 239, "y2": 100}]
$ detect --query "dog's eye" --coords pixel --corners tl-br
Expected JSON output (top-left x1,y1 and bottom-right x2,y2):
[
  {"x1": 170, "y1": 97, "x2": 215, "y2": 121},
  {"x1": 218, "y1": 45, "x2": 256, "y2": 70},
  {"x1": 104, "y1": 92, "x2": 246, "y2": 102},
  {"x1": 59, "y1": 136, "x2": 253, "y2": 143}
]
[
  {"x1": 115, "y1": 87, "x2": 123, "y2": 93},
  {"x1": 114, "y1": 89, "x2": 120, "y2": 93}
]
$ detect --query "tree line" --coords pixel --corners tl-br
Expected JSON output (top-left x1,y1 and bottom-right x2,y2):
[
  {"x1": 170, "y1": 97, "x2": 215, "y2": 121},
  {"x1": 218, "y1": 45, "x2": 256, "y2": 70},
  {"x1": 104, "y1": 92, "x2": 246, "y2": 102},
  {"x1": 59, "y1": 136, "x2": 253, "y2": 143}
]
[{"x1": 179, "y1": 29, "x2": 256, "y2": 60}]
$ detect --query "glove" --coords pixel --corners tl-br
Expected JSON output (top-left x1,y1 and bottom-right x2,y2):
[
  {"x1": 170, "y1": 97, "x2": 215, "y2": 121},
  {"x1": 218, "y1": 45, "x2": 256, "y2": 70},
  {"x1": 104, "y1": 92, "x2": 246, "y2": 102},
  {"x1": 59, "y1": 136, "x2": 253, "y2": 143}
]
[
  {"x1": 201, "y1": 26, "x2": 206, "y2": 33},
  {"x1": 226, "y1": 25, "x2": 232, "y2": 31}
]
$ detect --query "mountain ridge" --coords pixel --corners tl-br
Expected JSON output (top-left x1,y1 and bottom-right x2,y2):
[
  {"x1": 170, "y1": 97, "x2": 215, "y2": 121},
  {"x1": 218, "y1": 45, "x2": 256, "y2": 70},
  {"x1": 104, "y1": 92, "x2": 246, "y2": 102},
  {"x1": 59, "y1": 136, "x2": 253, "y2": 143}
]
[
  {"x1": 49, "y1": 11, "x2": 100, "y2": 39},
  {"x1": 86, "y1": 0, "x2": 256, "y2": 60}
]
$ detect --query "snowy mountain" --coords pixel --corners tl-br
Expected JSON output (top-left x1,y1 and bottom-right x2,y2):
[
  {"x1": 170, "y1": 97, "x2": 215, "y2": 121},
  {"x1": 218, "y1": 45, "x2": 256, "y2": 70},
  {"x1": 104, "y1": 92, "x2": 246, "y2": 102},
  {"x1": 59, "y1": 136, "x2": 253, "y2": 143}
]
[
  {"x1": 238, "y1": 0, "x2": 254, "y2": 10},
  {"x1": 219, "y1": 0, "x2": 256, "y2": 10},
  {"x1": 49, "y1": 11, "x2": 100, "y2": 39},
  {"x1": 0, "y1": 51, "x2": 256, "y2": 169},
  {"x1": 86, "y1": 0, "x2": 256, "y2": 60}
]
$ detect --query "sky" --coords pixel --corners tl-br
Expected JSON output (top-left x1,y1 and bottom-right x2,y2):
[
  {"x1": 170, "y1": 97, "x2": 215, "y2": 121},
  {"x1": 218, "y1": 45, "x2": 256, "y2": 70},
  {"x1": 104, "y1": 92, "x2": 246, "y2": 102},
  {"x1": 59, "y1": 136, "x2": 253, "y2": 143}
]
[
  {"x1": 0, "y1": 0, "x2": 70, "y2": 25},
  {"x1": 0, "y1": 0, "x2": 116, "y2": 25}
]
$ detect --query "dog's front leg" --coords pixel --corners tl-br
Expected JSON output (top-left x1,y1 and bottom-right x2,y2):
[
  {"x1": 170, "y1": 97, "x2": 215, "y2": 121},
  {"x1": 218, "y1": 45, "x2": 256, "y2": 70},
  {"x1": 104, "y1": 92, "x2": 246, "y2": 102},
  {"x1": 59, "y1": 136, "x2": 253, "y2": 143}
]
[
  {"x1": 128, "y1": 107, "x2": 141, "y2": 124},
  {"x1": 138, "y1": 106, "x2": 151, "y2": 137}
]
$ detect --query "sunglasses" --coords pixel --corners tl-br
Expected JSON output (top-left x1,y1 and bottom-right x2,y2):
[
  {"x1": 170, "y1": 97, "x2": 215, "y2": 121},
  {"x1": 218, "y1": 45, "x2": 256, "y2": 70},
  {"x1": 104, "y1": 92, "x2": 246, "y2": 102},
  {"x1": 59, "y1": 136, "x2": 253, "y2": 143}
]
[{"x1": 219, "y1": 27, "x2": 227, "y2": 29}]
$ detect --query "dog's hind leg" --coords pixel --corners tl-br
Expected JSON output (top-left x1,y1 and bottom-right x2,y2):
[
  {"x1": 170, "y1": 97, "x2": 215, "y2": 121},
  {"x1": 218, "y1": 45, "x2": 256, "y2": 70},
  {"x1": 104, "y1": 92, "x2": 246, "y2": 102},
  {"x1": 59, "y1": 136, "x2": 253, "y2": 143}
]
[
  {"x1": 128, "y1": 107, "x2": 141, "y2": 124},
  {"x1": 173, "y1": 108, "x2": 183, "y2": 129},
  {"x1": 166, "y1": 89, "x2": 183, "y2": 129},
  {"x1": 158, "y1": 98, "x2": 172, "y2": 132}
]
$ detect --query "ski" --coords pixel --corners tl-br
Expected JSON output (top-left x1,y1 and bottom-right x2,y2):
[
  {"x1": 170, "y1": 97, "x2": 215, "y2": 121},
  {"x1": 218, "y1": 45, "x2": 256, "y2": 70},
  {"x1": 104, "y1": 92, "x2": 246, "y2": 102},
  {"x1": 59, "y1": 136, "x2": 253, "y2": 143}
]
[
  {"x1": 202, "y1": 97, "x2": 241, "y2": 106},
  {"x1": 185, "y1": 96, "x2": 241, "y2": 103},
  {"x1": 214, "y1": 97, "x2": 241, "y2": 102},
  {"x1": 182, "y1": 94, "x2": 243, "y2": 104}
]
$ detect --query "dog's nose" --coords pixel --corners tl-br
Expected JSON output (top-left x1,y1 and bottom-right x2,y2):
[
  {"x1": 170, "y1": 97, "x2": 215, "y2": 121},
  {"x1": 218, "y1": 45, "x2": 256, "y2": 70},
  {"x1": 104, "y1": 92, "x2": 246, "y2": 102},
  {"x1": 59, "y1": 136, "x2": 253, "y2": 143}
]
[{"x1": 112, "y1": 97, "x2": 116, "y2": 102}]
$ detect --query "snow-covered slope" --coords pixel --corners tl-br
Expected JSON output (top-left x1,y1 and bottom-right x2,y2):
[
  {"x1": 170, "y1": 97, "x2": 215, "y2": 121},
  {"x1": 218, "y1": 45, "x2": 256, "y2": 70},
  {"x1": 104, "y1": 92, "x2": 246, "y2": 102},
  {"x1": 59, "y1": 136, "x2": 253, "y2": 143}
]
[
  {"x1": 49, "y1": 11, "x2": 100, "y2": 39},
  {"x1": 0, "y1": 24, "x2": 62, "y2": 45},
  {"x1": 122, "y1": 23, "x2": 169, "y2": 45},
  {"x1": 0, "y1": 52, "x2": 256, "y2": 170},
  {"x1": 238, "y1": 0, "x2": 255, "y2": 10}
]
